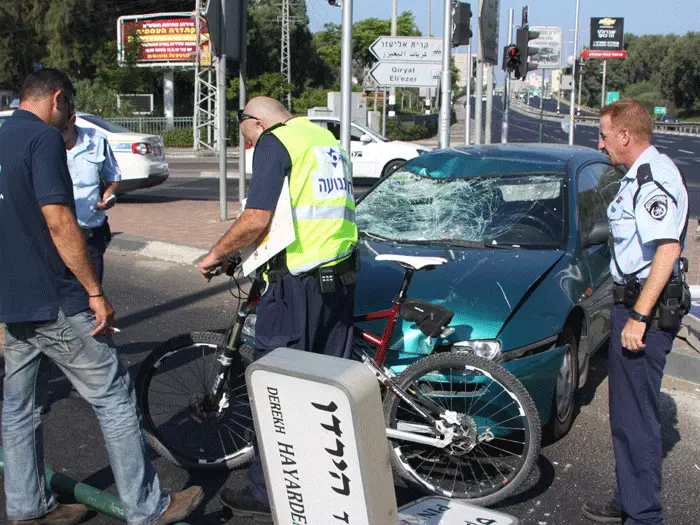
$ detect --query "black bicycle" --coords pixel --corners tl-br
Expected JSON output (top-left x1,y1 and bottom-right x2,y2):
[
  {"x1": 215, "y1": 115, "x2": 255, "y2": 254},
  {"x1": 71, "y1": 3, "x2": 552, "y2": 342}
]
[{"x1": 136, "y1": 253, "x2": 541, "y2": 506}]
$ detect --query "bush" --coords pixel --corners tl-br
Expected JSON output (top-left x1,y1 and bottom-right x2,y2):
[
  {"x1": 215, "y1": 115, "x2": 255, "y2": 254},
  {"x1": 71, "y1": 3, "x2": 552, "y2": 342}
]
[
  {"x1": 385, "y1": 120, "x2": 430, "y2": 141},
  {"x1": 163, "y1": 127, "x2": 194, "y2": 147}
]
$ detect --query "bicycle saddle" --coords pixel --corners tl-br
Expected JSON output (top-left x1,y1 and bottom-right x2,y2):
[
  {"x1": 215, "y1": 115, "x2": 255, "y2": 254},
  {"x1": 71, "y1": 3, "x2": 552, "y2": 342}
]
[{"x1": 375, "y1": 254, "x2": 447, "y2": 270}]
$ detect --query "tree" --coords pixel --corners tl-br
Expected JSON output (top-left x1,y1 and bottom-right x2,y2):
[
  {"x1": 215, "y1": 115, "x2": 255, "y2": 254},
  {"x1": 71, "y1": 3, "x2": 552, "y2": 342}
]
[{"x1": 659, "y1": 33, "x2": 700, "y2": 111}]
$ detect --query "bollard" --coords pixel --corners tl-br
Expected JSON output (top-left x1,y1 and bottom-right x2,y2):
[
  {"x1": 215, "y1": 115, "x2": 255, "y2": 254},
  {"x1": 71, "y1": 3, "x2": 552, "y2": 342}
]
[{"x1": 0, "y1": 448, "x2": 190, "y2": 524}]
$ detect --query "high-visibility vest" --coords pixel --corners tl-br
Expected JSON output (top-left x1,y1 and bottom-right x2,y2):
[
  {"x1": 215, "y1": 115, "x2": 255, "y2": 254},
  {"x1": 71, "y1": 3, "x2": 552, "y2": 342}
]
[{"x1": 269, "y1": 118, "x2": 357, "y2": 275}]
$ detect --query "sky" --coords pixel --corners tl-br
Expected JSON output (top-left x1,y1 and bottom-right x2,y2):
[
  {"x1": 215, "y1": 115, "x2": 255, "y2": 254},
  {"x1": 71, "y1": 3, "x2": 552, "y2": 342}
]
[{"x1": 305, "y1": 0, "x2": 697, "y2": 58}]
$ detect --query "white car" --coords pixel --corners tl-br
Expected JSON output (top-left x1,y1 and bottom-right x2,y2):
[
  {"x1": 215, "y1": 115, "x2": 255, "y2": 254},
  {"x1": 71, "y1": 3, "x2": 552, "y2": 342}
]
[
  {"x1": 245, "y1": 116, "x2": 431, "y2": 182},
  {"x1": 0, "y1": 110, "x2": 169, "y2": 192}
]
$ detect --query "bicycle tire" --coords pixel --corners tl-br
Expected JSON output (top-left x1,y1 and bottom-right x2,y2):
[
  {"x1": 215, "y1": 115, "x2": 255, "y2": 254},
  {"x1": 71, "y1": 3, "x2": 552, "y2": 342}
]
[
  {"x1": 383, "y1": 352, "x2": 541, "y2": 506},
  {"x1": 135, "y1": 331, "x2": 255, "y2": 470}
]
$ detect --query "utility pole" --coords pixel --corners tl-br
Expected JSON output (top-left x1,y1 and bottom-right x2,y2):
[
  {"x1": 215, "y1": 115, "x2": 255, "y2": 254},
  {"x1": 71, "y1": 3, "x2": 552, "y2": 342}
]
[
  {"x1": 238, "y1": 0, "x2": 248, "y2": 202},
  {"x1": 600, "y1": 59, "x2": 607, "y2": 108},
  {"x1": 438, "y1": 0, "x2": 453, "y2": 148},
  {"x1": 538, "y1": 69, "x2": 545, "y2": 142},
  {"x1": 193, "y1": 0, "x2": 216, "y2": 152},
  {"x1": 427, "y1": 0, "x2": 431, "y2": 36},
  {"x1": 484, "y1": 65, "x2": 493, "y2": 144},
  {"x1": 577, "y1": 64, "x2": 583, "y2": 115},
  {"x1": 465, "y1": 43, "x2": 472, "y2": 144},
  {"x1": 501, "y1": 8, "x2": 514, "y2": 144},
  {"x1": 568, "y1": 0, "x2": 580, "y2": 145},
  {"x1": 474, "y1": 58, "x2": 483, "y2": 144},
  {"x1": 281, "y1": 0, "x2": 291, "y2": 109}
]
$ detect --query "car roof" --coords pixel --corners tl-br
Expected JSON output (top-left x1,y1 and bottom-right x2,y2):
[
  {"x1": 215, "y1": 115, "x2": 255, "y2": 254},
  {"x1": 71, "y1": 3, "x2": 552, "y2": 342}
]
[{"x1": 403, "y1": 143, "x2": 608, "y2": 178}]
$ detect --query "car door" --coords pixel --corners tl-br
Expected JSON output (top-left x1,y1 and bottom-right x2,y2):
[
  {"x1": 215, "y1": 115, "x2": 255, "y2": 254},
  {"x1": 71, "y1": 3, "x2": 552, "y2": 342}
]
[
  {"x1": 576, "y1": 162, "x2": 623, "y2": 353},
  {"x1": 321, "y1": 120, "x2": 373, "y2": 179}
]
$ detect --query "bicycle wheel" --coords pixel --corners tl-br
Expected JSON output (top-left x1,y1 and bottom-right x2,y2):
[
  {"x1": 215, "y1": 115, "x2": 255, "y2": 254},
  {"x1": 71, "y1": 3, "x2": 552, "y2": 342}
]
[
  {"x1": 383, "y1": 352, "x2": 541, "y2": 506},
  {"x1": 135, "y1": 331, "x2": 254, "y2": 470}
]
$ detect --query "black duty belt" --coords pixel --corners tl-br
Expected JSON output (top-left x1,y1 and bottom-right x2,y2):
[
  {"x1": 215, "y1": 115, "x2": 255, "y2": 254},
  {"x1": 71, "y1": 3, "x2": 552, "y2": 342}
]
[{"x1": 267, "y1": 249, "x2": 359, "y2": 285}]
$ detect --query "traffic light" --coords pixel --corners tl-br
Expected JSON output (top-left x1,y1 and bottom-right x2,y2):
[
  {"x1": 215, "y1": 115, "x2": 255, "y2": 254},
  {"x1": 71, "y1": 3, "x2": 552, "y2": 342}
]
[
  {"x1": 514, "y1": 26, "x2": 540, "y2": 79},
  {"x1": 502, "y1": 45, "x2": 520, "y2": 74},
  {"x1": 451, "y1": 1, "x2": 472, "y2": 46}
]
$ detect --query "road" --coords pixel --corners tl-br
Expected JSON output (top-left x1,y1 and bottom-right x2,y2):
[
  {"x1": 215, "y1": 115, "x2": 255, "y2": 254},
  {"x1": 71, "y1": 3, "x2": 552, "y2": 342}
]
[{"x1": 1, "y1": 253, "x2": 696, "y2": 525}]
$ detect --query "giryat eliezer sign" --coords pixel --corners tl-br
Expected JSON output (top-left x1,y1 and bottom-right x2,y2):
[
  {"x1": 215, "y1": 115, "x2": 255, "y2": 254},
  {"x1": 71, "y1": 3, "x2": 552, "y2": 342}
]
[
  {"x1": 247, "y1": 348, "x2": 398, "y2": 525},
  {"x1": 369, "y1": 62, "x2": 441, "y2": 88}
]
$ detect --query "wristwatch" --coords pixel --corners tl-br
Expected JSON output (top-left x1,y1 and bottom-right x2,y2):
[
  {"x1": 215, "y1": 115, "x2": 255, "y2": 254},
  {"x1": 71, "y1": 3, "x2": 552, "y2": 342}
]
[{"x1": 629, "y1": 309, "x2": 651, "y2": 323}]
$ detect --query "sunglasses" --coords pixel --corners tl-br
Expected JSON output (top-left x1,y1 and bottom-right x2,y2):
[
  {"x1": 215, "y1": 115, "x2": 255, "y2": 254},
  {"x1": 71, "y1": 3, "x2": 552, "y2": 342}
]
[{"x1": 237, "y1": 109, "x2": 258, "y2": 123}]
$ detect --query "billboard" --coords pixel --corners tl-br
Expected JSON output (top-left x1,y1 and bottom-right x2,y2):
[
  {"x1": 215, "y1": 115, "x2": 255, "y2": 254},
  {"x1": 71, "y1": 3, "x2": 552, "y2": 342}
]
[
  {"x1": 117, "y1": 13, "x2": 210, "y2": 67},
  {"x1": 528, "y1": 26, "x2": 562, "y2": 70},
  {"x1": 590, "y1": 17, "x2": 624, "y2": 51}
]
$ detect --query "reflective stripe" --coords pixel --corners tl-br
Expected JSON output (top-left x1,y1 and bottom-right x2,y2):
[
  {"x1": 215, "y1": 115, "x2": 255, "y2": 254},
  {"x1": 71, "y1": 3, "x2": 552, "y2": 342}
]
[
  {"x1": 289, "y1": 248, "x2": 356, "y2": 275},
  {"x1": 293, "y1": 205, "x2": 355, "y2": 222}
]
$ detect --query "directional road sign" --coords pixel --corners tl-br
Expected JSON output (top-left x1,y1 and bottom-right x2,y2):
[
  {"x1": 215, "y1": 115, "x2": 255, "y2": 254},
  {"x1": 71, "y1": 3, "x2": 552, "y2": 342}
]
[
  {"x1": 529, "y1": 26, "x2": 562, "y2": 70},
  {"x1": 368, "y1": 61, "x2": 441, "y2": 88},
  {"x1": 368, "y1": 36, "x2": 443, "y2": 63},
  {"x1": 654, "y1": 106, "x2": 667, "y2": 115},
  {"x1": 606, "y1": 91, "x2": 620, "y2": 105}
]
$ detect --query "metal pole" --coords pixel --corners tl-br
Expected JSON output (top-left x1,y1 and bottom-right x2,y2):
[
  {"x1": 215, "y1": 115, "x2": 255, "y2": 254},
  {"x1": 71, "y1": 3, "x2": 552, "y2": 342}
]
[
  {"x1": 538, "y1": 69, "x2": 545, "y2": 142},
  {"x1": 485, "y1": 65, "x2": 493, "y2": 144},
  {"x1": 438, "y1": 0, "x2": 452, "y2": 148},
  {"x1": 577, "y1": 65, "x2": 583, "y2": 115},
  {"x1": 0, "y1": 448, "x2": 191, "y2": 525},
  {"x1": 382, "y1": 88, "x2": 387, "y2": 136},
  {"x1": 238, "y1": 0, "x2": 248, "y2": 203},
  {"x1": 339, "y1": 0, "x2": 353, "y2": 155},
  {"x1": 474, "y1": 59, "x2": 483, "y2": 144},
  {"x1": 600, "y1": 59, "x2": 607, "y2": 108},
  {"x1": 427, "y1": 0, "x2": 431, "y2": 36},
  {"x1": 568, "y1": 0, "x2": 580, "y2": 145},
  {"x1": 389, "y1": 0, "x2": 397, "y2": 118},
  {"x1": 465, "y1": 43, "x2": 472, "y2": 144},
  {"x1": 219, "y1": 53, "x2": 227, "y2": 221},
  {"x1": 501, "y1": 8, "x2": 514, "y2": 144}
]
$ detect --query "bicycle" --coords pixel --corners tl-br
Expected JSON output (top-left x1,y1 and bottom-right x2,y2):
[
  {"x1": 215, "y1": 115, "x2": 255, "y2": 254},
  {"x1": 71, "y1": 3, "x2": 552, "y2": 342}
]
[{"x1": 135, "y1": 253, "x2": 541, "y2": 506}]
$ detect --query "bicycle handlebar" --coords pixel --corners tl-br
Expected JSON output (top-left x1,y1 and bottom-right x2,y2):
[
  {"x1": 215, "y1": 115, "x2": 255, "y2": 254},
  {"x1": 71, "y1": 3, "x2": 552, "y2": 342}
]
[{"x1": 204, "y1": 253, "x2": 243, "y2": 281}]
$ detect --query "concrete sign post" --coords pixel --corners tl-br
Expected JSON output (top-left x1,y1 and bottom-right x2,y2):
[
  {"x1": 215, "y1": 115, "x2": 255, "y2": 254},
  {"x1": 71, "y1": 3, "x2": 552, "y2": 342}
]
[{"x1": 247, "y1": 348, "x2": 398, "y2": 525}]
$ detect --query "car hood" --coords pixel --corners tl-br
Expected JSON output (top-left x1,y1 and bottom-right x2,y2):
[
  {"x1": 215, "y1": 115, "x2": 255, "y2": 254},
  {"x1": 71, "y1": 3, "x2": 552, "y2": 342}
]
[
  {"x1": 355, "y1": 239, "x2": 564, "y2": 340},
  {"x1": 389, "y1": 140, "x2": 430, "y2": 152}
]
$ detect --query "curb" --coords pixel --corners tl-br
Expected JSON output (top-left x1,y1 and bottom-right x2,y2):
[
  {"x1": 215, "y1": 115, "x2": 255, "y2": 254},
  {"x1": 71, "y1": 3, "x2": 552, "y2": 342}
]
[{"x1": 110, "y1": 233, "x2": 208, "y2": 266}]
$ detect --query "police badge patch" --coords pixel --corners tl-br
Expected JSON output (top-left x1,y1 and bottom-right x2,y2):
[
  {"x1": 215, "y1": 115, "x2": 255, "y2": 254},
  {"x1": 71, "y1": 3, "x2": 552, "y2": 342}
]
[{"x1": 644, "y1": 195, "x2": 668, "y2": 221}]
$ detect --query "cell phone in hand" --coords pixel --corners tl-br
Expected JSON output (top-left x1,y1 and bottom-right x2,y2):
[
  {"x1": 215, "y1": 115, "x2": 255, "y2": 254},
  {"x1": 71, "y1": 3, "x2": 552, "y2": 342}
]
[{"x1": 104, "y1": 194, "x2": 117, "y2": 205}]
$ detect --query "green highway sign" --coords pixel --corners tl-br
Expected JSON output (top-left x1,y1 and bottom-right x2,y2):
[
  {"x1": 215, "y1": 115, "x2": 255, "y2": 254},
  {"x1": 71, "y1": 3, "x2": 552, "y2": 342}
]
[
  {"x1": 606, "y1": 91, "x2": 620, "y2": 105},
  {"x1": 654, "y1": 106, "x2": 667, "y2": 115}
]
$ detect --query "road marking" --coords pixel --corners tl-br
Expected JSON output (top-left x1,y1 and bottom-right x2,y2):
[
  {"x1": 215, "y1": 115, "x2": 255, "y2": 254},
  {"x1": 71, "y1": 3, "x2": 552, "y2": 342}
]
[
  {"x1": 679, "y1": 149, "x2": 695, "y2": 154},
  {"x1": 655, "y1": 145, "x2": 667, "y2": 149}
]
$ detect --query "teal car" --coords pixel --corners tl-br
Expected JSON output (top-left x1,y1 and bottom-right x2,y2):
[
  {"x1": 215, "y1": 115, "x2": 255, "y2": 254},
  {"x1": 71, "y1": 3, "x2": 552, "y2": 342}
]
[{"x1": 355, "y1": 143, "x2": 623, "y2": 439}]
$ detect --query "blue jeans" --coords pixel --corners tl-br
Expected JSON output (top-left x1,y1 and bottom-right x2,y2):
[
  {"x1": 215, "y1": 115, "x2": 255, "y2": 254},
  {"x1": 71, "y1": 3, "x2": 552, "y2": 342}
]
[{"x1": 2, "y1": 309, "x2": 170, "y2": 525}]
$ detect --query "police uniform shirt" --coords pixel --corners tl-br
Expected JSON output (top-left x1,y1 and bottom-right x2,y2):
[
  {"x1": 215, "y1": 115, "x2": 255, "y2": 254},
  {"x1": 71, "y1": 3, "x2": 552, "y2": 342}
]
[
  {"x1": 67, "y1": 125, "x2": 121, "y2": 228},
  {"x1": 607, "y1": 145, "x2": 688, "y2": 283}
]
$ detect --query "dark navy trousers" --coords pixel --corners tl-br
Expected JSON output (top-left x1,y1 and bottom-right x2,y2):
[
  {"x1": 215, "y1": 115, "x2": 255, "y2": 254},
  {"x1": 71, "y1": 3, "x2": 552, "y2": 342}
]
[
  {"x1": 248, "y1": 271, "x2": 355, "y2": 504},
  {"x1": 609, "y1": 304, "x2": 675, "y2": 525}
]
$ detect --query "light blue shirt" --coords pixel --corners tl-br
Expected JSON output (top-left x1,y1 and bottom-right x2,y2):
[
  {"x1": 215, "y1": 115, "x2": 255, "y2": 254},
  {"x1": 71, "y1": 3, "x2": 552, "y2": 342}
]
[
  {"x1": 607, "y1": 145, "x2": 688, "y2": 283},
  {"x1": 67, "y1": 126, "x2": 121, "y2": 228}
]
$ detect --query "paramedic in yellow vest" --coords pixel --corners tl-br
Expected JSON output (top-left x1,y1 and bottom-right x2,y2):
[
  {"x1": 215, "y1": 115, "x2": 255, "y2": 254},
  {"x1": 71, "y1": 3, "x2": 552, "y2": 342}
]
[{"x1": 198, "y1": 96, "x2": 358, "y2": 522}]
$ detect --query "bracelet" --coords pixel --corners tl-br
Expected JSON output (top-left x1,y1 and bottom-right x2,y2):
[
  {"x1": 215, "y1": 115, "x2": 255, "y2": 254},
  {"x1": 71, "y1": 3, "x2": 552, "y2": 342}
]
[
  {"x1": 89, "y1": 292, "x2": 104, "y2": 298},
  {"x1": 629, "y1": 309, "x2": 651, "y2": 323}
]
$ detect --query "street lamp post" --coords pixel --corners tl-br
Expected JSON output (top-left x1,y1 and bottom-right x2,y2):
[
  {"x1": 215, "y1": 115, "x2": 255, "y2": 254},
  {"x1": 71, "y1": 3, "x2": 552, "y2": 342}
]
[{"x1": 568, "y1": 0, "x2": 580, "y2": 145}]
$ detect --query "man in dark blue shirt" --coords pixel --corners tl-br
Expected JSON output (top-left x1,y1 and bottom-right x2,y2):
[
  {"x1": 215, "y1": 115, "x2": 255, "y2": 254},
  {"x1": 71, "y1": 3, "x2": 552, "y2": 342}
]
[{"x1": 0, "y1": 69, "x2": 202, "y2": 525}]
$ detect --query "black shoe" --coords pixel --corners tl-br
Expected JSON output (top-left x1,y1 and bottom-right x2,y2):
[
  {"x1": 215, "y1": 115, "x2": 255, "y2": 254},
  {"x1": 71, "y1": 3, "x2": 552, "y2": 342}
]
[
  {"x1": 220, "y1": 487, "x2": 272, "y2": 523},
  {"x1": 582, "y1": 500, "x2": 623, "y2": 523}
]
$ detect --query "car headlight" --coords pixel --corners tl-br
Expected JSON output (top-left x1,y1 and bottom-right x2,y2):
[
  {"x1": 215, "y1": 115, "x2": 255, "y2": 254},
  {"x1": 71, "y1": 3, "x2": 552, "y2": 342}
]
[
  {"x1": 451, "y1": 339, "x2": 501, "y2": 360},
  {"x1": 242, "y1": 313, "x2": 257, "y2": 338}
]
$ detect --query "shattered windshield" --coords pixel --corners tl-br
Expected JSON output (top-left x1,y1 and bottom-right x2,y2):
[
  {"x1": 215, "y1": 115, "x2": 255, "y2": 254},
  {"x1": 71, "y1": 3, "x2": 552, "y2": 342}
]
[{"x1": 356, "y1": 168, "x2": 568, "y2": 248}]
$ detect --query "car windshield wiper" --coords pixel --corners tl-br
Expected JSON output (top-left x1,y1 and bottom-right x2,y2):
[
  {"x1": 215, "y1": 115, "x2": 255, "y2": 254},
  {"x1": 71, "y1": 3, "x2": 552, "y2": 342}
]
[{"x1": 358, "y1": 230, "x2": 394, "y2": 242}]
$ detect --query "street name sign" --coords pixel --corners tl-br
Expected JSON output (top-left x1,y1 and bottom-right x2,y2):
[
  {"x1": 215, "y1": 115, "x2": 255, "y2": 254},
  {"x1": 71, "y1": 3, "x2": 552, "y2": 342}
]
[
  {"x1": 398, "y1": 496, "x2": 519, "y2": 524},
  {"x1": 528, "y1": 26, "x2": 563, "y2": 70},
  {"x1": 247, "y1": 348, "x2": 398, "y2": 525},
  {"x1": 606, "y1": 91, "x2": 620, "y2": 105},
  {"x1": 478, "y1": 0, "x2": 500, "y2": 65},
  {"x1": 369, "y1": 36, "x2": 442, "y2": 62},
  {"x1": 369, "y1": 62, "x2": 441, "y2": 88}
]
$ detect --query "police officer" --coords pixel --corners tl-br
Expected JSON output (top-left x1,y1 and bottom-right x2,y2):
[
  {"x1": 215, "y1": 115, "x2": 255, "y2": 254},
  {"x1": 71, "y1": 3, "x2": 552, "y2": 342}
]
[
  {"x1": 198, "y1": 96, "x2": 357, "y2": 522},
  {"x1": 62, "y1": 112, "x2": 120, "y2": 282},
  {"x1": 582, "y1": 99, "x2": 688, "y2": 524}
]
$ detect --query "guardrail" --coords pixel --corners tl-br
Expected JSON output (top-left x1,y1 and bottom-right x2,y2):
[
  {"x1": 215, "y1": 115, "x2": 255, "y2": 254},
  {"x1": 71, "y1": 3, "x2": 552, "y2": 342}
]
[{"x1": 511, "y1": 100, "x2": 700, "y2": 135}]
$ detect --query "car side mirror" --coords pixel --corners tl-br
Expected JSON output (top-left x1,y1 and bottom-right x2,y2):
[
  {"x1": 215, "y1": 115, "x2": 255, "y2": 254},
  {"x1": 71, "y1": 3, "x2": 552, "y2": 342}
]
[
  {"x1": 360, "y1": 134, "x2": 373, "y2": 144},
  {"x1": 582, "y1": 218, "x2": 609, "y2": 248}
]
